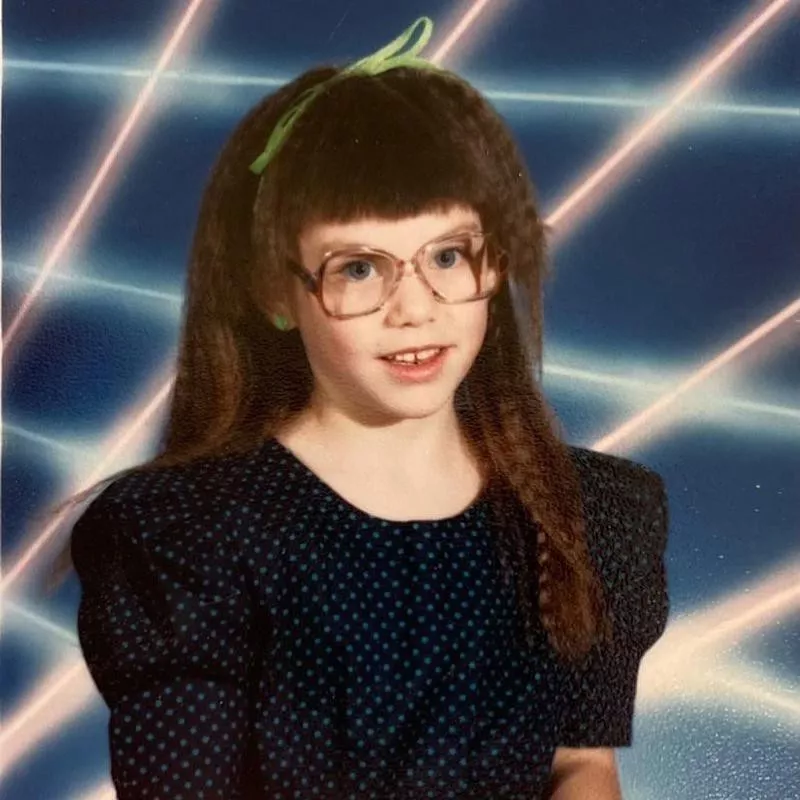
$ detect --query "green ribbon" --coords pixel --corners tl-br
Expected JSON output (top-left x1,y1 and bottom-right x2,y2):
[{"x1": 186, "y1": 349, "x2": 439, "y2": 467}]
[{"x1": 249, "y1": 16, "x2": 439, "y2": 175}]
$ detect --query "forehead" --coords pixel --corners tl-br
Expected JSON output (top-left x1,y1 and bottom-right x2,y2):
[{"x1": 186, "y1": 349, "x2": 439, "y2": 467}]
[{"x1": 298, "y1": 205, "x2": 482, "y2": 259}]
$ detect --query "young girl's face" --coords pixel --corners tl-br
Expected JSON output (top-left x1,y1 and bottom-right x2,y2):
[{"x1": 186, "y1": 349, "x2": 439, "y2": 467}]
[{"x1": 287, "y1": 204, "x2": 491, "y2": 426}]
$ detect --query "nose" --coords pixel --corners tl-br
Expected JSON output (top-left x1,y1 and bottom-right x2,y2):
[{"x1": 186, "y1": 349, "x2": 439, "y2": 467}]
[{"x1": 383, "y1": 259, "x2": 438, "y2": 322}]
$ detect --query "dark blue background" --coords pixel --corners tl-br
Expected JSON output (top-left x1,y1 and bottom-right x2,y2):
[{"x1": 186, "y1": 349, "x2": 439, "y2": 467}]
[{"x1": 3, "y1": 1, "x2": 799, "y2": 797}]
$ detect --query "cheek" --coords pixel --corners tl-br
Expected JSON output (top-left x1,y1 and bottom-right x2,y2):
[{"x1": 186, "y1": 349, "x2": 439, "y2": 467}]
[
  {"x1": 318, "y1": 334, "x2": 365, "y2": 375},
  {"x1": 460, "y1": 305, "x2": 490, "y2": 351},
  {"x1": 297, "y1": 309, "x2": 372, "y2": 375}
]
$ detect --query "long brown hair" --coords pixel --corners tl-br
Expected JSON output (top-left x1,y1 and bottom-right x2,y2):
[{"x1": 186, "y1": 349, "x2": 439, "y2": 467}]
[{"x1": 44, "y1": 64, "x2": 610, "y2": 664}]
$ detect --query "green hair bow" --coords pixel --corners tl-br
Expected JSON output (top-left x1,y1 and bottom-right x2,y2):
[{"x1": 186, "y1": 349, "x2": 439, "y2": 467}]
[{"x1": 249, "y1": 16, "x2": 440, "y2": 175}]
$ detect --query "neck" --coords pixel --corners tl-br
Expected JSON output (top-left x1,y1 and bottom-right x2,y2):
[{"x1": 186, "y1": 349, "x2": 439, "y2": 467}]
[{"x1": 283, "y1": 403, "x2": 471, "y2": 478}]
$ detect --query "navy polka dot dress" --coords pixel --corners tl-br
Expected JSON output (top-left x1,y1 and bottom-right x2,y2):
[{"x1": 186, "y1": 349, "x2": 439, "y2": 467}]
[{"x1": 71, "y1": 437, "x2": 670, "y2": 799}]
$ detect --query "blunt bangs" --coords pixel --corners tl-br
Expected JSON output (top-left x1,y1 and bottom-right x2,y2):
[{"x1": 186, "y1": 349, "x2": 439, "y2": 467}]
[{"x1": 263, "y1": 68, "x2": 502, "y2": 248}]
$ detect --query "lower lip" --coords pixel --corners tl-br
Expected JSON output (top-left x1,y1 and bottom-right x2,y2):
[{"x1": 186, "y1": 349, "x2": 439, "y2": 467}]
[{"x1": 379, "y1": 348, "x2": 451, "y2": 383}]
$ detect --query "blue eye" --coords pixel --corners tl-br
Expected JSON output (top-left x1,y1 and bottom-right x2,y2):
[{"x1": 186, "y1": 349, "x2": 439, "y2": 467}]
[
  {"x1": 434, "y1": 247, "x2": 463, "y2": 268},
  {"x1": 335, "y1": 260, "x2": 376, "y2": 281}
]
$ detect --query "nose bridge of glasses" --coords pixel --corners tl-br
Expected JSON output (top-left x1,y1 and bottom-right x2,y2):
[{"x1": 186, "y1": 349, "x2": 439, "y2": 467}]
[
  {"x1": 371, "y1": 253, "x2": 435, "y2": 312},
  {"x1": 393, "y1": 252, "x2": 435, "y2": 293}
]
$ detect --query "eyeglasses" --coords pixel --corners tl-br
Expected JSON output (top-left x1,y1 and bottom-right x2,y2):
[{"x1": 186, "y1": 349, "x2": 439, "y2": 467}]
[{"x1": 287, "y1": 229, "x2": 508, "y2": 319}]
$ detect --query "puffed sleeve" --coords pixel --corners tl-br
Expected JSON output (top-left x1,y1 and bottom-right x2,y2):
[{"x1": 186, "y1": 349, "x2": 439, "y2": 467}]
[
  {"x1": 557, "y1": 468, "x2": 670, "y2": 748},
  {"x1": 71, "y1": 481, "x2": 260, "y2": 798}
]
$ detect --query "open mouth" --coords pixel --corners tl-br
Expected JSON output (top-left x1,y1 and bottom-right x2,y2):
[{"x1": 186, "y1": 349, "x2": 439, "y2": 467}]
[
  {"x1": 380, "y1": 347, "x2": 446, "y2": 365},
  {"x1": 378, "y1": 347, "x2": 451, "y2": 382}
]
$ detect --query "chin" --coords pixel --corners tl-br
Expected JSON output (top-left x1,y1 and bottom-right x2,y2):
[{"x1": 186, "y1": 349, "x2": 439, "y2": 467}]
[{"x1": 365, "y1": 391, "x2": 457, "y2": 424}]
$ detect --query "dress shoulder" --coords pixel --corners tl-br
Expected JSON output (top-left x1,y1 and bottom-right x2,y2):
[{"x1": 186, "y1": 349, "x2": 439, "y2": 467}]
[
  {"x1": 70, "y1": 458, "x2": 262, "y2": 797},
  {"x1": 558, "y1": 445, "x2": 671, "y2": 747},
  {"x1": 568, "y1": 445, "x2": 669, "y2": 596}
]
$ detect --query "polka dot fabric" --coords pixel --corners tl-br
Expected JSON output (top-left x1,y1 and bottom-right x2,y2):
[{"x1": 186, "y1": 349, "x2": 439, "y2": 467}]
[{"x1": 71, "y1": 437, "x2": 670, "y2": 799}]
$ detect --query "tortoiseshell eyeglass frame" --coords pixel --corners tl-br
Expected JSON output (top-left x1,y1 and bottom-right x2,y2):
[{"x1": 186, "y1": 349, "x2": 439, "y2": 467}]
[{"x1": 285, "y1": 229, "x2": 509, "y2": 320}]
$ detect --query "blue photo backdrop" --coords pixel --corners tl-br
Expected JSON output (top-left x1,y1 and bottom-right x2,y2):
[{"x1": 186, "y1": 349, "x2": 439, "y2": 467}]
[{"x1": 2, "y1": 1, "x2": 798, "y2": 797}]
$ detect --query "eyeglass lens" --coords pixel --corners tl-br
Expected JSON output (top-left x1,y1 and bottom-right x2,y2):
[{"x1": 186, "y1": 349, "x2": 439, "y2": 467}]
[{"x1": 320, "y1": 233, "x2": 501, "y2": 316}]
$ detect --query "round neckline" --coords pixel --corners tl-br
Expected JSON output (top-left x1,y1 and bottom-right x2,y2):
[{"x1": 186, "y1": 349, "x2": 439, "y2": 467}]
[{"x1": 262, "y1": 436, "x2": 489, "y2": 528}]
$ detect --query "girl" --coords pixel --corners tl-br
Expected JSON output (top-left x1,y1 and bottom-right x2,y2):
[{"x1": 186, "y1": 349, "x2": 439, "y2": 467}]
[{"x1": 54, "y1": 16, "x2": 669, "y2": 800}]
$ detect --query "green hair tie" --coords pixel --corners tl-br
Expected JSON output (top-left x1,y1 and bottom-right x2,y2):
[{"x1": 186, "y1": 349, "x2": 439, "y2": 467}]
[
  {"x1": 272, "y1": 314, "x2": 291, "y2": 331},
  {"x1": 249, "y1": 16, "x2": 440, "y2": 176}
]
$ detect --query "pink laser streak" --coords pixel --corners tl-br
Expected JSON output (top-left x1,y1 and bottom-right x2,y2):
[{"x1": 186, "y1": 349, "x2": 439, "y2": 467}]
[
  {"x1": 1, "y1": 369, "x2": 175, "y2": 592},
  {"x1": 544, "y1": 0, "x2": 796, "y2": 240},
  {"x1": 2, "y1": 0, "x2": 213, "y2": 355},
  {"x1": 430, "y1": 0, "x2": 496, "y2": 64},
  {"x1": 0, "y1": 659, "x2": 93, "y2": 778},
  {"x1": 637, "y1": 558, "x2": 800, "y2": 706},
  {"x1": 590, "y1": 295, "x2": 800, "y2": 454}
]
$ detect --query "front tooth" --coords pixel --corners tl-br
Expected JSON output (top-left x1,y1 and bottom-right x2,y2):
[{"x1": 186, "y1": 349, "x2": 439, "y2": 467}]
[{"x1": 391, "y1": 348, "x2": 439, "y2": 363}]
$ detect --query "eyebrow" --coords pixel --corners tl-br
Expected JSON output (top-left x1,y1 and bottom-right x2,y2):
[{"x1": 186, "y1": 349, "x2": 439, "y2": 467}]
[{"x1": 316, "y1": 223, "x2": 483, "y2": 257}]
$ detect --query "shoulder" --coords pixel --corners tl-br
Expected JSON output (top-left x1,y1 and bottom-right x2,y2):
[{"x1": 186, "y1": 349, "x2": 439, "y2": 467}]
[
  {"x1": 566, "y1": 444, "x2": 667, "y2": 526},
  {"x1": 565, "y1": 445, "x2": 669, "y2": 583},
  {"x1": 100, "y1": 442, "x2": 272, "y2": 511},
  {"x1": 81, "y1": 439, "x2": 287, "y2": 523},
  {"x1": 70, "y1": 443, "x2": 274, "y2": 577},
  {"x1": 564, "y1": 446, "x2": 671, "y2": 658},
  {"x1": 567, "y1": 444, "x2": 665, "y2": 501},
  {"x1": 70, "y1": 453, "x2": 264, "y2": 709}
]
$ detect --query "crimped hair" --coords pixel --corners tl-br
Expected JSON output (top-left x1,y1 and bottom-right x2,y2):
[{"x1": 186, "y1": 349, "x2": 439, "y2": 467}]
[{"x1": 45, "y1": 64, "x2": 611, "y2": 664}]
